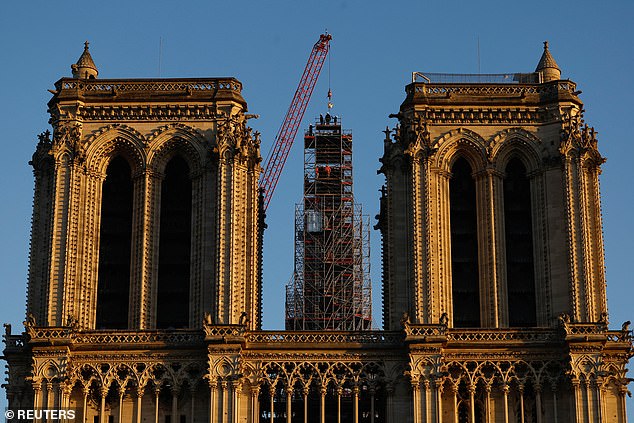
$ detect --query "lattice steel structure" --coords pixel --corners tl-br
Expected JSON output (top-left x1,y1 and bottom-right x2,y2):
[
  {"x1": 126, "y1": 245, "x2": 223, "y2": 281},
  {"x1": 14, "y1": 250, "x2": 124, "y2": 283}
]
[{"x1": 286, "y1": 115, "x2": 372, "y2": 330}]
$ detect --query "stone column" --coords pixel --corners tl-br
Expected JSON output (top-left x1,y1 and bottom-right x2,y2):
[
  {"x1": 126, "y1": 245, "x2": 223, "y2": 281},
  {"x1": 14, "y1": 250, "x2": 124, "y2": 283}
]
[
  {"x1": 61, "y1": 384, "x2": 73, "y2": 423},
  {"x1": 518, "y1": 385, "x2": 525, "y2": 423},
  {"x1": 32, "y1": 380, "x2": 42, "y2": 413},
  {"x1": 209, "y1": 382, "x2": 217, "y2": 423},
  {"x1": 550, "y1": 384, "x2": 558, "y2": 423},
  {"x1": 136, "y1": 388, "x2": 144, "y2": 423},
  {"x1": 221, "y1": 382, "x2": 228, "y2": 423},
  {"x1": 412, "y1": 381, "x2": 421, "y2": 423},
  {"x1": 474, "y1": 168, "x2": 505, "y2": 327},
  {"x1": 353, "y1": 386, "x2": 359, "y2": 423},
  {"x1": 386, "y1": 384, "x2": 394, "y2": 423},
  {"x1": 118, "y1": 386, "x2": 125, "y2": 423},
  {"x1": 100, "y1": 386, "x2": 108, "y2": 423},
  {"x1": 501, "y1": 384, "x2": 509, "y2": 423},
  {"x1": 269, "y1": 385, "x2": 275, "y2": 423},
  {"x1": 571, "y1": 379, "x2": 582, "y2": 423},
  {"x1": 450, "y1": 384, "x2": 458, "y2": 423},
  {"x1": 286, "y1": 387, "x2": 293, "y2": 423},
  {"x1": 56, "y1": 383, "x2": 63, "y2": 414},
  {"x1": 618, "y1": 386, "x2": 628, "y2": 423},
  {"x1": 47, "y1": 382, "x2": 55, "y2": 410},
  {"x1": 369, "y1": 387, "x2": 376, "y2": 423},
  {"x1": 82, "y1": 386, "x2": 89, "y2": 423},
  {"x1": 191, "y1": 386, "x2": 197, "y2": 423},
  {"x1": 251, "y1": 385, "x2": 260, "y2": 423},
  {"x1": 484, "y1": 384, "x2": 491, "y2": 423},
  {"x1": 423, "y1": 380, "x2": 430, "y2": 423},
  {"x1": 336, "y1": 387, "x2": 342, "y2": 423},
  {"x1": 32, "y1": 380, "x2": 43, "y2": 423},
  {"x1": 434, "y1": 380, "x2": 443, "y2": 423},
  {"x1": 585, "y1": 381, "x2": 593, "y2": 423},
  {"x1": 320, "y1": 387, "x2": 327, "y2": 423},
  {"x1": 232, "y1": 381, "x2": 241, "y2": 423},
  {"x1": 172, "y1": 387, "x2": 180, "y2": 423},
  {"x1": 155, "y1": 387, "x2": 161, "y2": 423},
  {"x1": 468, "y1": 384, "x2": 476, "y2": 423},
  {"x1": 534, "y1": 384, "x2": 542, "y2": 423},
  {"x1": 302, "y1": 387, "x2": 309, "y2": 423},
  {"x1": 595, "y1": 383, "x2": 604, "y2": 423}
]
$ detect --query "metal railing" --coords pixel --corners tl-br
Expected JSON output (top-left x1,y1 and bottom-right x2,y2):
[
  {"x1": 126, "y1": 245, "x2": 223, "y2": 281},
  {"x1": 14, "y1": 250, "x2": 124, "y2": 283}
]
[{"x1": 412, "y1": 72, "x2": 541, "y2": 84}]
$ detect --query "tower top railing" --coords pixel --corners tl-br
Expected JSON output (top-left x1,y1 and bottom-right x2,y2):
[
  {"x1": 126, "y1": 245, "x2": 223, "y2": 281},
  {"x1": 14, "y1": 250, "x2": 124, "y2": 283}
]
[
  {"x1": 54, "y1": 77, "x2": 243, "y2": 94},
  {"x1": 412, "y1": 72, "x2": 541, "y2": 84}
]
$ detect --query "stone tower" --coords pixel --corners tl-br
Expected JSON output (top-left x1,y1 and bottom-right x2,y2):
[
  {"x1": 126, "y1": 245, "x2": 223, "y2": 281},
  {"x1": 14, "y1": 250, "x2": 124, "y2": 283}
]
[
  {"x1": 379, "y1": 41, "x2": 606, "y2": 331},
  {"x1": 4, "y1": 43, "x2": 263, "y2": 417},
  {"x1": 377, "y1": 42, "x2": 632, "y2": 421},
  {"x1": 26, "y1": 43, "x2": 262, "y2": 331}
]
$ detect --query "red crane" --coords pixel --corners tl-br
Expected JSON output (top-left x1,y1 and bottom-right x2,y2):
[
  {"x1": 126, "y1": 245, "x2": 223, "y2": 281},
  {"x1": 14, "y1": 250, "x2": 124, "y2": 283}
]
[{"x1": 260, "y1": 33, "x2": 332, "y2": 210}]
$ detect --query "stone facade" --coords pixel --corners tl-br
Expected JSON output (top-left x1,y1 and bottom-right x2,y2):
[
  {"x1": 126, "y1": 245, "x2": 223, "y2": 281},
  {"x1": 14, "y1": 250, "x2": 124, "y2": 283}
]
[{"x1": 2, "y1": 43, "x2": 632, "y2": 423}]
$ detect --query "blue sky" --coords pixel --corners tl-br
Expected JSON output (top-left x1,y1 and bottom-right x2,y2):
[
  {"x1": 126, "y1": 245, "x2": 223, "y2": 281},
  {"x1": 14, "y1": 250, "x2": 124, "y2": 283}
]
[{"x1": 1, "y1": 0, "x2": 632, "y2": 416}]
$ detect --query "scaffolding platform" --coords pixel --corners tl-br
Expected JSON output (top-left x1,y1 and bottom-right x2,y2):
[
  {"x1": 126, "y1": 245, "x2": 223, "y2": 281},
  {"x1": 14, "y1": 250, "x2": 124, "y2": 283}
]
[{"x1": 285, "y1": 116, "x2": 372, "y2": 330}]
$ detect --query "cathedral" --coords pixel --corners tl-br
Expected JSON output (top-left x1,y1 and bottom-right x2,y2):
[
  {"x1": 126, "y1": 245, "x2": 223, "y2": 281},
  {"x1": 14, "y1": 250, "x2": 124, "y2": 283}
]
[{"x1": 2, "y1": 41, "x2": 632, "y2": 422}]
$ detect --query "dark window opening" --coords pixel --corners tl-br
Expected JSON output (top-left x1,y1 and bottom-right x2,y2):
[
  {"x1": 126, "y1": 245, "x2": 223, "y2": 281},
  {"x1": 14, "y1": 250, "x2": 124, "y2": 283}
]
[
  {"x1": 96, "y1": 156, "x2": 133, "y2": 329},
  {"x1": 157, "y1": 156, "x2": 192, "y2": 329},
  {"x1": 504, "y1": 158, "x2": 537, "y2": 327},
  {"x1": 450, "y1": 157, "x2": 480, "y2": 327}
]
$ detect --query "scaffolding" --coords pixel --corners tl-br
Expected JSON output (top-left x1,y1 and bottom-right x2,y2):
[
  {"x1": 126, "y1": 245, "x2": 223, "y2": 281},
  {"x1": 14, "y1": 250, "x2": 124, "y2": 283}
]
[{"x1": 285, "y1": 115, "x2": 372, "y2": 330}]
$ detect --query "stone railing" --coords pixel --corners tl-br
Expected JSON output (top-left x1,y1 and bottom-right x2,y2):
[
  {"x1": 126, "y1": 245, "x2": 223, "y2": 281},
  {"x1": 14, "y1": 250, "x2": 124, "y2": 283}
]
[
  {"x1": 2, "y1": 334, "x2": 26, "y2": 350},
  {"x1": 404, "y1": 324, "x2": 446, "y2": 337},
  {"x1": 203, "y1": 325, "x2": 245, "y2": 339},
  {"x1": 74, "y1": 330, "x2": 204, "y2": 345},
  {"x1": 26, "y1": 326, "x2": 74, "y2": 342},
  {"x1": 246, "y1": 331, "x2": 403, "y2": 345},
  {"x1": 447, "y1": 329, "x2": 559, "y2": 343},
  {"x1": 562, "y1": 322, "x2": 608, "y2": 336},
  {"x1": 407, "y1": 81, "x2": 576, "y2": 97},
  {"x1": 606, "y1": 330, "x2": 633, "y2": 343},
  {"x1": 23, "y1": 326, "x2": 626, "y2": 350},
  {"x1": 55, "y1": 78, "x2": 242, "y2": 94},
  {"x1": 26, "y1": 327, "x2": 204, "y2": 346}
]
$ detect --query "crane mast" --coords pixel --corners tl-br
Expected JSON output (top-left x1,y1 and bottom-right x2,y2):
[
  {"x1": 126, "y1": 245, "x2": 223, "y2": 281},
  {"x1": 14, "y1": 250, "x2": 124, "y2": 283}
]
[{"x1": 260, "y1": 33, "x2": 332, "y2": 210}]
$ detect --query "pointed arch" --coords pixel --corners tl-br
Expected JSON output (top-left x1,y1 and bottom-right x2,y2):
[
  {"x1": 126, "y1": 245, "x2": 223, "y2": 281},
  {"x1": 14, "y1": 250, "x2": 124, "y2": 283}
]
[
  {"x1": 84, "y1": 124, "x2": 147, "y2": 176},
  {"x1": 147, "y1": 124, "x2": 208, "y2": 176},
  {"x1": 490, "y1": 128, "x2": 544, "y2": 174},
  {"x1": 434, "y1": 128, "x2": 488, "y2": 172}
]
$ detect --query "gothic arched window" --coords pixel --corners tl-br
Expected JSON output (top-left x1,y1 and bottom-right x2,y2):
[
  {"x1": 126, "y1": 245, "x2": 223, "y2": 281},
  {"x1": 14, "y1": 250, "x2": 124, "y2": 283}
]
[
  {"x1": 156, "y1": 155, "x2": 192, "y2": 329},
  {"x1": 450, "y1": 157, "x2": 480, "y2": 327},
  {"x1": 503, "y1": 158, "x2": 537, "y2": 327},
  {"x1": 96, "y1": 156, "x2": 133, "y2": 329}
]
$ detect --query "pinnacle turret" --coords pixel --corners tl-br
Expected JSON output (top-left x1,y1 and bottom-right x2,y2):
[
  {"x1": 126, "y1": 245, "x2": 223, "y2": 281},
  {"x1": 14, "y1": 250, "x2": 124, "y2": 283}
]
[
  {"x1": 71, "y1": 41, "x2": 98, "y2": 79},
  {"x1": 535, "y1": 41, "x2": 561, "y2": 82}
]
